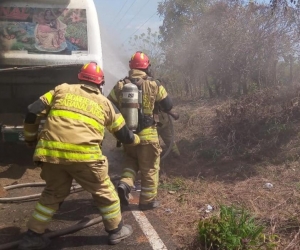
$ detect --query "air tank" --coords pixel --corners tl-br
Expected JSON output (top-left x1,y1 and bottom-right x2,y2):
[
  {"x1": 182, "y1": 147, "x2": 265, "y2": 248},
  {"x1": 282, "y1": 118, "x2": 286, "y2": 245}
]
[{"x1": 121, "y1": 83, "x2": 139, "y2": 131}]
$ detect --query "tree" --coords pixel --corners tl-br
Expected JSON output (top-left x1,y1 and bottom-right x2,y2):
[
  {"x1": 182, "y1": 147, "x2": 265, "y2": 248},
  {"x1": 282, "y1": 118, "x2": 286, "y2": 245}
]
[
  {"x1": 270, "y1": 0, "x2": 299, "y2": 11},
  {"x1": 157, "y1": 0, "x2": 300, "y2": 98},
  {"x1": 120, "y1": 27, "x2": 169, "y2": 81},
  {"x1": 127, "y1": 27, "x2": 164, "y2": 73}
]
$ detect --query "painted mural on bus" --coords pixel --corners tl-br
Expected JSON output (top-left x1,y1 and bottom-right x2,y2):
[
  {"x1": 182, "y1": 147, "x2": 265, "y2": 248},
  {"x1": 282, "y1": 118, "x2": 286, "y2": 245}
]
[{"x1": 0, "y1": 7, "x2": 88, "y2": 54}]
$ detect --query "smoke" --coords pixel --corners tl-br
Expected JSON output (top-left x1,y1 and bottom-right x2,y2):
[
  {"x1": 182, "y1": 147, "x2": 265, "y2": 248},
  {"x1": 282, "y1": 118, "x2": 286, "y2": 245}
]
[{"x1": 100, "y1": 25, "x2": 129, "y2": 96}]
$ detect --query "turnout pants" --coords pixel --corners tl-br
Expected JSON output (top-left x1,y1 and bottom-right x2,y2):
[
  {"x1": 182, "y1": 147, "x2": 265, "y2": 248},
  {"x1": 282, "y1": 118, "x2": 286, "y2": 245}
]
[
  {"x1": 120, "y1": 143, "x2": 161, "y2": 204},
  {"x1": 28, "y1": 157, "x2": 122, "y2": 234}
]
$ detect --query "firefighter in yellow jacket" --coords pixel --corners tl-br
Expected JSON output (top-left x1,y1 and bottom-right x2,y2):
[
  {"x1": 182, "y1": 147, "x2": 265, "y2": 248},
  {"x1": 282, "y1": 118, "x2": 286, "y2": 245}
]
[
  {"x1": 107, "y1": 51, "x2": 173, "y2": 210},
  {"x1": 18, "y1": 62, "x2": 139, "y2": 250}
]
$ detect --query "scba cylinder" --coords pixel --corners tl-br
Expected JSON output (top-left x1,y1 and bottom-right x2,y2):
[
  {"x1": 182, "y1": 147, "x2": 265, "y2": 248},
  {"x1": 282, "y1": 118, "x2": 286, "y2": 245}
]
[{"x1": 121, "y1": 83, "x2": 139, "y2": 131}]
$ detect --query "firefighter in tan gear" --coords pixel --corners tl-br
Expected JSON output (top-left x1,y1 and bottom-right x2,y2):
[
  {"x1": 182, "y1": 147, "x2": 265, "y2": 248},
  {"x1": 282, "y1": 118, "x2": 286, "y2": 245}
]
[
  {"x1": 108, "y1": 51, "x2": 173, "y2": 211},
  {"x1": 18, "y1": 62, "x2": 139, "y2": 250}
]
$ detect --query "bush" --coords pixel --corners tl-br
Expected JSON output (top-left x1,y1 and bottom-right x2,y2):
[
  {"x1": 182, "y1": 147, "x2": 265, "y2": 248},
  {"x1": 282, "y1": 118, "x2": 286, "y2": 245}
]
[
  {"x1": 213, "y1": 85, "x2": 300, "y2": 157},
  {"x1": 197, "y1": 205, "x2": 278, "y2": 249}
]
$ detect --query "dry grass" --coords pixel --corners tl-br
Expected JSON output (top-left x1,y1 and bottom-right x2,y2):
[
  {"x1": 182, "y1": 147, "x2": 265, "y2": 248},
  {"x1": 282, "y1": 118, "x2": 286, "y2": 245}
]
[
  {"x1": 158, "y1": 86, "x2": 300, "y2": 249},
  {"x1": 158, "y1": 164, "x2": 300, "y2": 249}
]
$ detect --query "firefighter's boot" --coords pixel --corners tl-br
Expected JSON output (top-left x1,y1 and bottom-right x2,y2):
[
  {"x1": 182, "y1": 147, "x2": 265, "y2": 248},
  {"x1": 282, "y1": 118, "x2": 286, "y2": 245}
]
[
  {"x1": 108, "y1": 225, "x2": 133, "y2": 245},
  {"x1": 18, "y1": 230, "x2": 50, "y2": 250},
  {"x1": 117, "y1": 181, "x2": 131, "y2": 206},
  {"x1": 139, "y1": 199, "x2": 160, "y2": 211}
]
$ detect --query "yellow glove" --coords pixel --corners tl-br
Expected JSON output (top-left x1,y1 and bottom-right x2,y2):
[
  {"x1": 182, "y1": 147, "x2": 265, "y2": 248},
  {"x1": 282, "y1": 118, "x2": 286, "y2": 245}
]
[
  {"x1": 23, "y1": 123, "x2": 39, "y2": 142},
  {"x1": 129, "y1": 134, "x2": 140, "y2": 146}
]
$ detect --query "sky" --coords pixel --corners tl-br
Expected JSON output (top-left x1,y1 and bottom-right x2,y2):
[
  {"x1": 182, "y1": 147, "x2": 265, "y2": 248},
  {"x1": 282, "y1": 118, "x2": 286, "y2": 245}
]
[
  {"x1": 95, "y1": 0, "x2": 162, "y2": 45},
  {"x1": 94, "y1": 0, "x2": 163, "y2": 93}
]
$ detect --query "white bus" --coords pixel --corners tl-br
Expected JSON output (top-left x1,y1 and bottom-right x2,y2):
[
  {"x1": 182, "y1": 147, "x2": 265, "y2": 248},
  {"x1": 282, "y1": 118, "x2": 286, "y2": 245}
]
[
  {"x1": 0, "y1": 0, "x2": 103, "y2": 143},
  {"x1": 0, "y1": 0, "x2": 102, "y2": 67}
]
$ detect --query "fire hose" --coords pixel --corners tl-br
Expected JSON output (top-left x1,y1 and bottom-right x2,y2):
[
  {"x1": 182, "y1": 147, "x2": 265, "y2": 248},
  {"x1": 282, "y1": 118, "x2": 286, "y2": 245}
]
[
  {"x1": 0, "y1": 182, "x2": 82, "y2": 202},
  {"x1": 0, "y1": 177, "x2": 119, "y2": 250},
  {"x1": 0, "y1": 217, "x2": 103, "y2": 250},
  {"x1": 160, "y1": 114, "x2": 174, "y2": 161},
  {"x1": 0, "y1": 176, "x2": 120, "y2": 203}
]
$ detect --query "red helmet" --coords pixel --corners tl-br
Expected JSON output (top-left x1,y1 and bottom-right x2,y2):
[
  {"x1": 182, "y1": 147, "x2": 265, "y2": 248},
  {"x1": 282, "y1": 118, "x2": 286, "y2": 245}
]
[
  {"x1": 129, "y1": 51, "x2": 150, "y2": 70},
  {"x1": 78, "y1": 62, "x2": 104, "y2": 85}
]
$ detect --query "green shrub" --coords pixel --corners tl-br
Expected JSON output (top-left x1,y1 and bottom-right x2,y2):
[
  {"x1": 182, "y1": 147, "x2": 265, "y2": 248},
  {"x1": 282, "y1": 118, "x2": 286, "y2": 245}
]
[{"x1": 198, "y1": 205, "x2": 278, "y2": 249}]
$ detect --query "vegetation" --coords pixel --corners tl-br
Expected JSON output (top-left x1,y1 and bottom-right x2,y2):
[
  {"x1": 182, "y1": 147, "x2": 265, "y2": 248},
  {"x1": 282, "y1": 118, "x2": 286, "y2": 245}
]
[
  {"x1": 126, "y1": 0, "x2": 300, "y2": 249},
  {"x1": 197, "y1": 205, "x2": 278, "y2": 250},
  {"x1": 158, "y1": 0, "x2": 300, "y2": 98},
  {"x1": 127, "y1": 27, "x2": 164, "y2": 74},
  {"x1": 125, "y1": 0, "x2": 300, "y2": 99}
]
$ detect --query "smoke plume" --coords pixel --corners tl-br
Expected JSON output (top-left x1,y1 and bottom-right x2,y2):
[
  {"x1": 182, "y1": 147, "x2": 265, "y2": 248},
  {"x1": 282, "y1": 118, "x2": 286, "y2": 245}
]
[{"x1": 100, "y1": 26, "x2": 129, "y2": 96}]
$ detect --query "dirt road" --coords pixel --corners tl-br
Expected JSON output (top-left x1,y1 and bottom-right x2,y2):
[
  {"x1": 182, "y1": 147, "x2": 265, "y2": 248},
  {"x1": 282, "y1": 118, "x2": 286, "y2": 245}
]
[{"x1": 0, "y1": 133, "x2": 177, "y2": 250}]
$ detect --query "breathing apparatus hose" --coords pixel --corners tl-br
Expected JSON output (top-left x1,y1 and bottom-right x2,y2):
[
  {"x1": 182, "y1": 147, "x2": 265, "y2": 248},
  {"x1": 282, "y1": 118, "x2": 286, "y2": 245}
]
[{"x1": 160, "y1": 114, "x2": 175, "y2": 161}]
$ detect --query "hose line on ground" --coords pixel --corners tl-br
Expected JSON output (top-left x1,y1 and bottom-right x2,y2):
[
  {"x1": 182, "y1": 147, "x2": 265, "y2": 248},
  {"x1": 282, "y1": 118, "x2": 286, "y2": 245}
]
[
  {"x1": 0, "y1": 176, "x2": 120, "y2": 203},
  {"x1": 0, "y1": 216, "x2": 103, "y2": 250},
  {"x1": 4, "y1": 182, "x2": 49, "y2": 190},
  {"x1": 0, "y1": 184, "x2": 83, "y2": 202},
  {"x1": 0, "y1": 180, "x2": 118, "y2": 249}
]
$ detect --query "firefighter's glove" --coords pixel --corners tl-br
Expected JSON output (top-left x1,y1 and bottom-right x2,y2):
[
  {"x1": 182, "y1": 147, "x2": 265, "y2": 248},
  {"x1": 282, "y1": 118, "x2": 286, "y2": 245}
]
[
  {"x1": 129, "y1": 134, "x2": 140, "y2": 146},
  {"x1": 24, "y1": 123, "x2": 39, "y2": 142}
]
